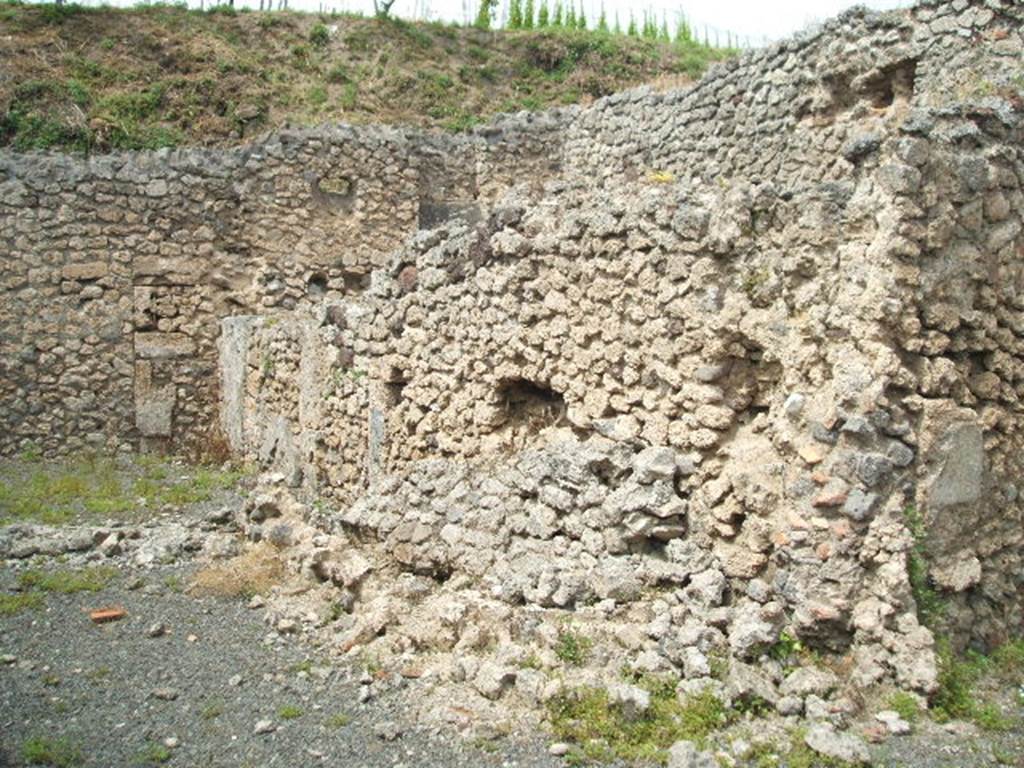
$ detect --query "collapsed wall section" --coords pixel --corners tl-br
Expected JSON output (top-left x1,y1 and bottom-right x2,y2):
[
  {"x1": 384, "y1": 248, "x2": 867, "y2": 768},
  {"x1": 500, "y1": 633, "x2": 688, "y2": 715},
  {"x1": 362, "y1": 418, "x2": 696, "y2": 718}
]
[{"x1": 232, "y1": 96, "x2": 1023, "y2": 692}]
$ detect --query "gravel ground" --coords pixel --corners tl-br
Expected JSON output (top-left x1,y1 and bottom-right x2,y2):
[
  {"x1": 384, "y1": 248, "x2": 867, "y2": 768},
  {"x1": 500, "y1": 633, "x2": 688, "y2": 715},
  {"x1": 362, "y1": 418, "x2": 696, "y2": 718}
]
[
  {"x1": 2, "y1": 479, "x2": 1022, "y2": 768},
  {"x1": 0, "y1": 562, "x2": 562, "y2": 768},
  {"x1": 870, "y1": 720, "x2": 1024, "y2": 768},
  {"x1": 4, "y1": 561, "x2": 1022, "y2": 768}
]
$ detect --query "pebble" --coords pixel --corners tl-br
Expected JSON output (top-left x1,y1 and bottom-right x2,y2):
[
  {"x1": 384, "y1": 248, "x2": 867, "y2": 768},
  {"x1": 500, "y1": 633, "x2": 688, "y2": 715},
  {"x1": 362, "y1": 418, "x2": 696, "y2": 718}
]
[
  {"x1": 248, "y1": 595, "x2": 266, "y2": 609},
  {"x1": 163, "y1": 737, "x2": 179, "y2": 749},
  {"x1": 875, "y1": 710, "x2": 911, "y2": 735},
  {"x1": 254, "y1": 719, "x2": 276, "y2": 735},
  {"x1": 1, "y1": 654, "x2": 16, "y2": 665},
  {"x1": 228, "y1": 674, "x2": 243, "y2": 687},
  {"x1": 152, "y1": 687, "x2": 178, "y2": 701},
  {"x1": 548, "y1": 743, "x2": 571, "y2": 756},
  {"x1": 187, "y1": 634, "x2": 198, "y2": 643},
  {"x1": 146, "y1": 623, "x2": 167, "y2": 638},
  {"x1": 374, "y1": 721, "x2": 403, "y2": 741}
]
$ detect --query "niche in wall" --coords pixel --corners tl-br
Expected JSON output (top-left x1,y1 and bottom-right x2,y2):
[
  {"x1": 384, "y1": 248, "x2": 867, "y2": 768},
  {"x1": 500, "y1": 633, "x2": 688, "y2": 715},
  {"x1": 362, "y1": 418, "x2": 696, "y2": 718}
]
[
  {"x1": 858, "y1": 58, "x2": 917, "y2": 108},
  {"x1": 309, "y1": 172, "x2": 356, "y2": 213},
  {"x1": 495, "y1": 377, "x2": 566, "y2": 434},
  {"x1": 418, "y1": 200, "x2": 482, "y2": 230}
]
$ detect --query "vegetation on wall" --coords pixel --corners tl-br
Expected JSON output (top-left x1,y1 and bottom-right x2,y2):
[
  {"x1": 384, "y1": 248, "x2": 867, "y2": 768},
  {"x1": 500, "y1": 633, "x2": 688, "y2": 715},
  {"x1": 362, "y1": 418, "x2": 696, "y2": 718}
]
[{"x1": 0, "y1": 0, "x2": 738, "y2": 152}]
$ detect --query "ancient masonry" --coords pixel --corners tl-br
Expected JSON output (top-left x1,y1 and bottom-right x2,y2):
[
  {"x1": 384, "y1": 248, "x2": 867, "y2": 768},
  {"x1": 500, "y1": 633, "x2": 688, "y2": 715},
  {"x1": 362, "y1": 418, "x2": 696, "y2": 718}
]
[{"x1": 2, "y1": 0, "x2": 1022, "y2": 711}]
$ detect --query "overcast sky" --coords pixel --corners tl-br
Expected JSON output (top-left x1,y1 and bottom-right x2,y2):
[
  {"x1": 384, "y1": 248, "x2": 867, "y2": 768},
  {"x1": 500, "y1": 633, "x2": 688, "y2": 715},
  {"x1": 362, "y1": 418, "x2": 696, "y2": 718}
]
[
  {"x1": 86, "y1": 0, "x2": 914, "y2": 45},
  {"x1": 318, "y1": 0, "x2": 915, "y2": 44}
]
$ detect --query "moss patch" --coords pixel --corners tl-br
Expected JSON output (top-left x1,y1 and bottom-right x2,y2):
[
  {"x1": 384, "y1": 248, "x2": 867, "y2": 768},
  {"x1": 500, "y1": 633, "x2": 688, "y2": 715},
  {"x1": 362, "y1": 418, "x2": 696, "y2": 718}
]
[
  {"x1": 17, "y1": 566, "x2": 117, "y2": 594},
  {"x1": 0, "y1": 591, "x2": 45, "y2": 616}
]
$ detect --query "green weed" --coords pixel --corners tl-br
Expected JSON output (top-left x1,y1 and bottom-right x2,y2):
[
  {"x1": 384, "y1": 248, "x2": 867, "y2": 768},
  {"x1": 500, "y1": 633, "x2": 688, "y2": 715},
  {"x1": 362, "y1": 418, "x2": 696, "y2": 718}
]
[
  {"x1": 548, "y1": 680, "x2": 729, "y2": 764},
  {"x1": 22, "y1": 736, "x2": 84, "y2": 767},
  {"x1": 17, "y1": 566, "x2": 117, "y2": 594},
  {"x1": 326, "y1": 712, "x2": 351, "y2": 728},
  {"x1": 782, "y1": 728, "x2": 860, "y2": 768},
  {"x1": 555, "y1": 627, "x2": 592, "y2": 666},
  {"x1": 134, "y1": 742, "x2": 172, "y2": 765},
  {"x1": 0, "y1": 591, "x2": 45, "y2": 616},
  {"x1": 903, "y1": 505, "x2": 945, "y2": 627},
  {"x1": 519, "y1": 653, "x2": 543, "y2": 670},
  {"x1": 991, "y1": 639, "x2": 1024, "y2": 680},
  {"x1": 278, "y1": 704, "x2": 304, "y2": 719},
  {"x1": 340, "y1": 80, "x2": 358, "y2": 108},
  {"x1": 309, "y1": 22, "x2": 329, "y2": 47},
  {"x1": 308, "y1": 85, "x2": 328, "y2": 106},
  {"x1": 887, "y1": 691, "x2": 922, "y2": 723},
  {"x1": 931, "y1": 638, "x2": 1018, "y2": 731},
  {"x1": 201, "y1": 700, "x2": 224, "y2": 720}
]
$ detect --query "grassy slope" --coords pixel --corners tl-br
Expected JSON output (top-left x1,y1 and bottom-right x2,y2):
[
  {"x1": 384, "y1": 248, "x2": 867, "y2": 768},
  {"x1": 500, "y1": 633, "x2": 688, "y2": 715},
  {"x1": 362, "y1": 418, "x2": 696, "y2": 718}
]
[{"x1": 0, "y1": 1, "x2": 733, "y2": 152}]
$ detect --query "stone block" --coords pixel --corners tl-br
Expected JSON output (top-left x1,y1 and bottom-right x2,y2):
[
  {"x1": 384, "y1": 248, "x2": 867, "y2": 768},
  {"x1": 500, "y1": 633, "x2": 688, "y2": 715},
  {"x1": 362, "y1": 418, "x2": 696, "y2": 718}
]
[
  {"x1": 133, "y1": 257, "x2": 204, "y2": 285},
  {"x1": 135, "y1": 385, "x2": 174, "y2": 437},
  {"x1": 61, "y1": 262, "x2": 108, "y2": 281},
  {"x1": 135, "y1": 332, "x2": 196, "y2": 359}
]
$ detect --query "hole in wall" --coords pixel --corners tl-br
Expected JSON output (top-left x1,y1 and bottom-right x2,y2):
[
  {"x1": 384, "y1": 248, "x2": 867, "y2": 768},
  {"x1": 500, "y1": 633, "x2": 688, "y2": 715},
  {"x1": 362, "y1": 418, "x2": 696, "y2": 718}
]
[
  {"x1": 418, "y1": 200, "x2": 482, "y2": 230},
  {"x1": 496, "y1": 378, "x2": 566, "y2": 434},
  {"x1": 342, "y1": 269, "x2": 370, "y2": 294},
  {"x1": 384, "y1": 369, "x2": 409, "y2": 408},
  {"x1": 859, "y1": 58, "x2": 917, "y2": 108},
  {"x1": 307, "y1": 273, "x2": 328, "y2": 298},
  {"x1": 319, "y1": 176, "x2": 353, "y2": 197},
  {"x1": 806, "y1": 58, "x2": 917, "y2": 122},
  {"x1": 589, "y1": 457, "x2": 632, "y2": 487}
]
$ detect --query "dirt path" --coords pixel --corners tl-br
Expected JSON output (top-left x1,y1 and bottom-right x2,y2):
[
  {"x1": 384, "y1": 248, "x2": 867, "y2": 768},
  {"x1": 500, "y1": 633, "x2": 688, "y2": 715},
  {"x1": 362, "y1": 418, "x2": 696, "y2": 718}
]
[{"x1": 0, "y1": 561, "x2": 560, "y2": 768}]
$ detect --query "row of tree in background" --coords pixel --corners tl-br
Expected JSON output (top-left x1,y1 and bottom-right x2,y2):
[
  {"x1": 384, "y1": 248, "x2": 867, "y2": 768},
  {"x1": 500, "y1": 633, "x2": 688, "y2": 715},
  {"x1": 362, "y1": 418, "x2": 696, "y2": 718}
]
[
  {"x1": 472, "y1": 0, "x2": 739, "y2": 48},
  {"x1": 41, "y1": 0, "x2": 753, "y2": 49}
]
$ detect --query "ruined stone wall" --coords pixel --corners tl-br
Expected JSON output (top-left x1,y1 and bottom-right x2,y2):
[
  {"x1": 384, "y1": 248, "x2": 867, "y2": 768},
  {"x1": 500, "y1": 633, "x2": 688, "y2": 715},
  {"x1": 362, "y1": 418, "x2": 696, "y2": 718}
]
[
  {"x1": 0, "y1": 124, "x2": 565, "y2": 456},
  {"x1": 222, "y1": 0, "x2": 1023, "y2": 688},
  {"x1": 563, "y1": 0, "x2": 1023, "y2": 186},
  {"x1": 1, "y1": 0, "x2": 1021, "y2": 695}
]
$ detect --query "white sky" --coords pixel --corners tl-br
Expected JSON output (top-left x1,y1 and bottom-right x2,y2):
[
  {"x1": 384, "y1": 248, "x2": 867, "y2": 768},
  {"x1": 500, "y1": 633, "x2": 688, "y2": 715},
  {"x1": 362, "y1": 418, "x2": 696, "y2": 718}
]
[
  {"x1": 325, "y1": 0, "x2": 915, "y2": 44},
  {"x1": 85, "y1": 0, "x2": 915, "y2": 45}
]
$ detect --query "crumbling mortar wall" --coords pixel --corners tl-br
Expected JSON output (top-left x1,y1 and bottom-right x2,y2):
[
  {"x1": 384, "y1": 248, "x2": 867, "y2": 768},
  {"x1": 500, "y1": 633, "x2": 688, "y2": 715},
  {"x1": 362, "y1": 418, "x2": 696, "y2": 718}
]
[
  {"x1": 225, "y1": 4, "x2": 1022, "y2": 698},
  {"x1": 1, "y1": 0, "x2": 1022, "y2": 699}
]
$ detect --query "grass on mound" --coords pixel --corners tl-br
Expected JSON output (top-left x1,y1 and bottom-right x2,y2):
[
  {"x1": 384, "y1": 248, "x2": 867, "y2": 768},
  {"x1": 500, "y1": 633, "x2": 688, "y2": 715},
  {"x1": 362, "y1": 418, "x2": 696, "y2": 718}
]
[{"x1": 0, "y1": 1, "x2": 737, "y2": 152}]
